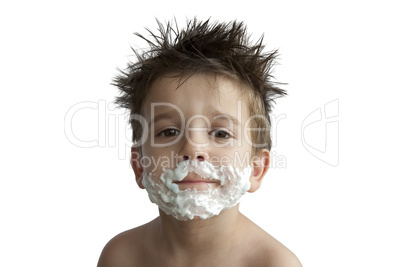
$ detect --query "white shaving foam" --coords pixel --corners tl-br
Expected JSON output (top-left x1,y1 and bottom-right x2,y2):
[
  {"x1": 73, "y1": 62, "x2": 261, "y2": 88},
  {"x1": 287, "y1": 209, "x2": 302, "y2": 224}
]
[{"x1": 142, "y1": 160, "x2": 252, "y2": 221}]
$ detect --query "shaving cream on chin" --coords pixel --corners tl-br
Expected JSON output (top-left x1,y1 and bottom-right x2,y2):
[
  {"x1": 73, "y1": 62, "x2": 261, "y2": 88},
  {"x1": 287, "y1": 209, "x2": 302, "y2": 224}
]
[{"x1": 142, "y1": 160, "x2": 252, "y2": 221}]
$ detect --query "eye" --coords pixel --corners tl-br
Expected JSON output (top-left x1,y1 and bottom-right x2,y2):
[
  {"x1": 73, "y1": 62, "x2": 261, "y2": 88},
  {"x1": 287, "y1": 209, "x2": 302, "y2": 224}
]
[
  {"x1": 210, "y1": 130, "x2": 232, "y2": 139},
  {"x1": 157, "y1": 129, "x2": 180, "y2": 137}
]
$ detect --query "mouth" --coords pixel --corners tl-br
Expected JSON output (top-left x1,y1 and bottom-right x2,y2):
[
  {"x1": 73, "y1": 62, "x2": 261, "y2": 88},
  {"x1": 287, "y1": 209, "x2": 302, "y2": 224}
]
[
  {"x1": 174, "y1": 172, "x2": 219, "y2": 183},
  {"x1": 175, "y1": 180, "x2": 219, "y2": 184},
  {"x1": 173, "y1": 173, "x2": 220, "y2": 189}
]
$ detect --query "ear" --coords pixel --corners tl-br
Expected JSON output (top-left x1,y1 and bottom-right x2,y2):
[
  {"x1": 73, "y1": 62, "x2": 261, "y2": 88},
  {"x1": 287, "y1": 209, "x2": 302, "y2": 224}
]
[
  {"x1": 131, "y1": 146, "x2": 145, "y2": 189},
  {"x1": 248, "y1": 149, "x2": 270, "y2": 193}
]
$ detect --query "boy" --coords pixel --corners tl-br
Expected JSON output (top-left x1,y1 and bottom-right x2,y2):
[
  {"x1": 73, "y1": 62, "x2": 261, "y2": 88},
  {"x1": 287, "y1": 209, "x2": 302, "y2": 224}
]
[{"x1": 98, "y1": 19, "x2": 302, "y2": 266}]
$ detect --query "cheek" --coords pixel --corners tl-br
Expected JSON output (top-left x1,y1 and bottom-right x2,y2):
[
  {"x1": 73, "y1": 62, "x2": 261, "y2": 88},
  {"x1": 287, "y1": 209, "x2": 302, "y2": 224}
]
[
  {"x1": 141, "y1": 136, "x2": 254, "y2": 170},
  {"x1": 140, "y1": 147, "x2": 178, "y2": 173},
  {"x1": 137, "y1": 156, "x2": 155, "y2": 174},
  {"x1": 208, "y1": 149, "x2": 251, "y2": 170}
]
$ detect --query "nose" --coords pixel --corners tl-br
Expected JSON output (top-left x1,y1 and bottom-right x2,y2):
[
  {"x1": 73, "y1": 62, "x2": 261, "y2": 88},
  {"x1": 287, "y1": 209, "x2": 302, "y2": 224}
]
[
  {"x1": 179, "y1": 152, "x2": 208, "y2": 162},
  {"x1": 178, "y1": 119, "x2": 210, "y2": 162},
  {"x1": 196, "y1": 154, "x2": 206, "y2": 161},
  {"x1": 178, "y1": 135, "x2": 209, "y2": 162}
]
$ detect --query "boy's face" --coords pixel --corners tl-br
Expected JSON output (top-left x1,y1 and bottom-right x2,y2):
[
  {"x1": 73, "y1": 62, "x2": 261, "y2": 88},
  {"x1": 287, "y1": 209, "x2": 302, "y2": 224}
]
[{"x1": 132, "y1": 73, "x2": 268, "y2": 192}]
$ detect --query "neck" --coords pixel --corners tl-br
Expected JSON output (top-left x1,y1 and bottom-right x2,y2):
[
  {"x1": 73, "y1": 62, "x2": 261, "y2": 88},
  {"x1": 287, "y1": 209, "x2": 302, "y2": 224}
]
[{"x1": 155, "y1": 205, "x2": 245, "y2": 256}]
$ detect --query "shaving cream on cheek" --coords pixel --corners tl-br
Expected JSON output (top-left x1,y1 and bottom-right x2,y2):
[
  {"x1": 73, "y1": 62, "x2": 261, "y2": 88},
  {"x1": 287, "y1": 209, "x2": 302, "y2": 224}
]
[{"x1": 142, "y1": 160, "x2": 252, "y2": 221}]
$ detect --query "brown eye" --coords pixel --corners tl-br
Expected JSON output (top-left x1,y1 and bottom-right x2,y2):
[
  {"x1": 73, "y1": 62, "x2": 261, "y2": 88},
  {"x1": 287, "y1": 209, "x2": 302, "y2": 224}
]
[
  {"x1": 158, "y1": 129, "x2": 180, "y2": 137},
  {"x1": 211, "y1": 130, "x2": 231, "y2": 139}
]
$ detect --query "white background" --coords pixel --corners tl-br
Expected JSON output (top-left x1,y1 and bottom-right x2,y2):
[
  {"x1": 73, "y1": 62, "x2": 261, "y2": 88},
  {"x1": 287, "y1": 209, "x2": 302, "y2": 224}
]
[{"x1": 1, "y1": 0, "x2": 401, "y2": 266}]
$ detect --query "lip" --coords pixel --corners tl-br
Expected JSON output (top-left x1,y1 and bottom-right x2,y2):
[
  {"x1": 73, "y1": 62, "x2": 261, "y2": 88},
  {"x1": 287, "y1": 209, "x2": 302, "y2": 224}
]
[
  {"x1": 174, "y1": 178, "x2": 220, "y2": 184},
  {"x1": 173, "y1": 173, "x2": 220, "y2": 184},
  {"x1": 175, "y1": 179, "x2": 219, "y2": 184}
]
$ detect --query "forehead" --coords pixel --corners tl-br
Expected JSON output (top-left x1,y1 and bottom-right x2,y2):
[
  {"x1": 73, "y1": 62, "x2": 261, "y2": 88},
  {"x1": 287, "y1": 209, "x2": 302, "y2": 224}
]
[{"x1": 143, "y1": 73, "x2": 250, "y2": 120}]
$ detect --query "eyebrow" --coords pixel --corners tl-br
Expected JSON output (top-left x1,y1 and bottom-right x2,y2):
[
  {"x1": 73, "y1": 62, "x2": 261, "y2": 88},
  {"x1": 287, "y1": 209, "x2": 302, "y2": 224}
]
[
  {"x1": 149, "y1": 112, "x2": 178, "y2": 128},
  {"x1": 149, "y1": 110, "x2": 240, "y2": 128},
  {"x1": 211, "y1": 112, "x2": 240, "y2": 126}
]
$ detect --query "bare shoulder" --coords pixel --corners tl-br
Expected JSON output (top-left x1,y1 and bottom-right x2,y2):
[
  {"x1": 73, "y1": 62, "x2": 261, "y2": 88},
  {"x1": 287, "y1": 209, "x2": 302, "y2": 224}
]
[
  {"x1": 97, "y1": 222, "x2": 151, "y2": 267},
  {"x1": 251, "y1": 238, "x2": 302, "y2": 267},
  {"x1": 241, "y1": 217, "x2": 302, "y2": 267}
]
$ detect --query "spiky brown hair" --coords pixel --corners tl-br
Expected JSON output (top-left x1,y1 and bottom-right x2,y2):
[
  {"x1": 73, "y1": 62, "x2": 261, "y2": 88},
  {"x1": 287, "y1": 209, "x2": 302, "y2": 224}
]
[{"x1": 113, "y1": 18, "x2": 286, "y2": 152}]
